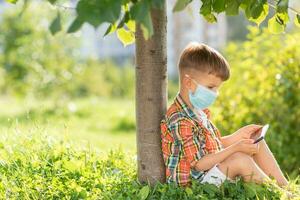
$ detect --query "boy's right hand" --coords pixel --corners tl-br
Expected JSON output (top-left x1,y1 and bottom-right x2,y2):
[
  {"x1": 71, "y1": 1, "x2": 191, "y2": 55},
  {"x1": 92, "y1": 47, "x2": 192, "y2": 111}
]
[{"x1": 233, "y1": 139, "x2": 259, "y2": 155}]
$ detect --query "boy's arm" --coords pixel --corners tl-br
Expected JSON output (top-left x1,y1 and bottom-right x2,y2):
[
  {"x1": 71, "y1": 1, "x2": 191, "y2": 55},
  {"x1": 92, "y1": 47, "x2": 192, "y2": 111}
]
[
  {"x1": 220, "y1": 124, "x2": 262, "y2": 148},
  {"x1": 192, "y1": 139, "x2": 258, "y2": 171},
  {"x1": 192, "y1": 143, "x2": 237, "y2": 171},
  {"x1": 220, "y1": 133, "x2": 241, "y2": 148}
]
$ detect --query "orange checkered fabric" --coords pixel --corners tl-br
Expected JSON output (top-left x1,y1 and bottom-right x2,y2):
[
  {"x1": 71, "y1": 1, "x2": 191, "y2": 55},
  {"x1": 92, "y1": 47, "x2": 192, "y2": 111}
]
[{"x1": 160, "y1": 93, "x2": 223, "y2": 186}]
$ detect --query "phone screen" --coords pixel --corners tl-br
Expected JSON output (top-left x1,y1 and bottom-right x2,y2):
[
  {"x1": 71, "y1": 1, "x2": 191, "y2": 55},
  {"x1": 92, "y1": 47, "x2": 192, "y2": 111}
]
[{"x1": 254, "y1": 124, "x2": 269, "y2": 143}]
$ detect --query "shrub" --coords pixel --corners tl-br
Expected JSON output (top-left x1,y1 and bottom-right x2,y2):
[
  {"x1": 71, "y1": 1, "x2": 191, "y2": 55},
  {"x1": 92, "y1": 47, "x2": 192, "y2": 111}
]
[{"x1": 213, "y1": 27, "x2": 300, "y2": 176}]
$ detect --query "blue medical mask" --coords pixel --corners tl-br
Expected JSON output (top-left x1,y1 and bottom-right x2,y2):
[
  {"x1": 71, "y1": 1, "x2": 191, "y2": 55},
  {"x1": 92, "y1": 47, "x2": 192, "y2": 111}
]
[{"x1": 188, "y1": 79, "x2": 218, "y2": 110}]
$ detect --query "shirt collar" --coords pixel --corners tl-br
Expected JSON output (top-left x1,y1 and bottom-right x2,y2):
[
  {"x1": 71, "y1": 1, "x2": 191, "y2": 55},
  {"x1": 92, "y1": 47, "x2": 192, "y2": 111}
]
[{"x1": 174, "y1": 92, "x2": 211, "y2": 120}]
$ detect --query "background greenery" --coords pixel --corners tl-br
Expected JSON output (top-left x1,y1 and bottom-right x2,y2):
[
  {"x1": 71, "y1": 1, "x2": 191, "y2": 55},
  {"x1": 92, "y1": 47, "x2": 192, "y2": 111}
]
[
  {"x1": 213, "y1": 27, "x2": 300, "y2": 177},
  {"x1": 0, "y1": 2, "x2": 299, "y2": 199}
]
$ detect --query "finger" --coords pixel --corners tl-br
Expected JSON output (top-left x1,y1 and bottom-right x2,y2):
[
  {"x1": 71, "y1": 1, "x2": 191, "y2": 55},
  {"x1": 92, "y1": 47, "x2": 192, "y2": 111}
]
[
  {"x1": 247, "y1": 147, "x2": 256, "y2": 152},
  {"x1": 245, "y1": 139, "x2": 255, "y2": 143},
  {"x1": 254, "y1": 145, "x2": 260, "y2": 152},
  {"x1": 251, "y1": 148, "x2": 258, "y2": 153},
  {"x1": 251, "y1": 149, "x2": 258, "y2": 154},
  {"x1": 250, "y1": 151, "x2": 257, "y2": 156},
  {"x1": 252, "y1": 124, "x2": 263, "y2": 130},
  {"x1": 250, "y1": 145, "x2": 258, "y2": 151}
]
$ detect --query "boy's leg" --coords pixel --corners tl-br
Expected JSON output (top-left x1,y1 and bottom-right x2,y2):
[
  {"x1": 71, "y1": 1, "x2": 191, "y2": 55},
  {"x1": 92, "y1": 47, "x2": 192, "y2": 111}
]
[
  {"x1": 252, "y1": 140, "x2": 288, "y2": 186},
  {"x1": 217, "y1": 152, "x2": 270, "y2": 184}
]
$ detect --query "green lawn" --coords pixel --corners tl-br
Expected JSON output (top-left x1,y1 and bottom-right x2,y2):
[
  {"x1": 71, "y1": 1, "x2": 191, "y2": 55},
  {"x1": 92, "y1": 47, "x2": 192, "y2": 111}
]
[{"x1": 0, "y1": 96, "x2": 137, "y2": 154}]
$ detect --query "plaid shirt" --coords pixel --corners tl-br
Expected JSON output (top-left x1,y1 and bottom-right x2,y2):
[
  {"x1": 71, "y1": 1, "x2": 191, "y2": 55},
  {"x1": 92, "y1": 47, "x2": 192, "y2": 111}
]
[{"x1": 160, "y1": 93, "x2": 223, "y2": 186}]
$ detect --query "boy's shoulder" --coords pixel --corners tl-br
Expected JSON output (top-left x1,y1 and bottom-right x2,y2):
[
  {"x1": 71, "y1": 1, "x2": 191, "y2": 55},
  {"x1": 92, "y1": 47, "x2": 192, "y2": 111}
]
[{"x1": 161, "y1": 101, "x2": 194, "y2": 127}]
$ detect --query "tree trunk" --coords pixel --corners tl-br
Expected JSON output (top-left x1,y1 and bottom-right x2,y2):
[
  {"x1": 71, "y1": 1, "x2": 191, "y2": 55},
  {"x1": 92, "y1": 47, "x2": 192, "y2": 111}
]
[{"x1": 135, "y1": 2, "x2": 167, "y2": 185}]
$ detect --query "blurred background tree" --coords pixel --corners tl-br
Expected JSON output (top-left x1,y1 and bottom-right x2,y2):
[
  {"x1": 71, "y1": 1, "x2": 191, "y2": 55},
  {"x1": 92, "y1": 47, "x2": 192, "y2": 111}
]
[
  {"x1": 0, "y1": 3, "x2": 79, "y2": 99},
  {"x1": 0, "y1": 3, "x2": 135, "y2": 101}
]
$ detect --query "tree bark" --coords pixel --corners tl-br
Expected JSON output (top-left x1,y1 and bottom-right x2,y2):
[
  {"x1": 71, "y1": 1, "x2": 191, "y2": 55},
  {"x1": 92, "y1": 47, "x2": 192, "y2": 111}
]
[{"x1": 135, "y1": 2, "x2": 167, "y2": 185}]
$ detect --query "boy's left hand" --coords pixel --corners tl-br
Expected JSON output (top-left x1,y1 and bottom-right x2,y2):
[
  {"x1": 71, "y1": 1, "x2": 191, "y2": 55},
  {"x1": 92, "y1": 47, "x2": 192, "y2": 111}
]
[{"x1": 235, "y1": 124, "x2": 262, "y2": 140}]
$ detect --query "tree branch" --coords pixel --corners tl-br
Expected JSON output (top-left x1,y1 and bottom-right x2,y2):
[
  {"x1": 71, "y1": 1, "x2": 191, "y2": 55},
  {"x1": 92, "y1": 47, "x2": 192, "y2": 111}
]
[{"x1": 270, "y1": 0, "x2": 300, "y2": 15}]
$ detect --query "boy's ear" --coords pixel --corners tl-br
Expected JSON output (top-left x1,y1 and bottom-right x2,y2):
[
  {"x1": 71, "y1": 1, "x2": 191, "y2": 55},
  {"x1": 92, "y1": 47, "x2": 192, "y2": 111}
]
[{"x1": 183, "y1": 74, "x2": 192, "y2": 90}]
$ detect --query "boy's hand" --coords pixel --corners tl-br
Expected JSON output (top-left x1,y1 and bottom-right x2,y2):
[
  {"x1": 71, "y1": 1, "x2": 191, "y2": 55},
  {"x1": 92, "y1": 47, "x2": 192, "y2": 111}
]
[
  {"x1": 233, "y1": 139, "x2": 259, "y2": 155},
  {"x1": 235, "y1": 124, "x2": 262, "y2": 140}
]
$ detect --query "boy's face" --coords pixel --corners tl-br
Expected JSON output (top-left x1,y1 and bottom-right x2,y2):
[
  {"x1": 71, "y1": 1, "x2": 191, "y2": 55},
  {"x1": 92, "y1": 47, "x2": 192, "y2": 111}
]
[{"x1": 183, "y1": 70, "x2": 223, "y2": 94}]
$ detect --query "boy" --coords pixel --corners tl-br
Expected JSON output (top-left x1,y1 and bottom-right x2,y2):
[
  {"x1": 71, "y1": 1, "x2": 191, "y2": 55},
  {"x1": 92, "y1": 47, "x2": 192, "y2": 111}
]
[{"x1": 160, "y1": 42, "x2": 288, "y2": 187}]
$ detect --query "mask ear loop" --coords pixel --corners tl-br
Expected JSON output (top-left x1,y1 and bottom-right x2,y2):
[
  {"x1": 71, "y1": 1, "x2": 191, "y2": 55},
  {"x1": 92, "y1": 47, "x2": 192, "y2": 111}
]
[
  {"x1": 185, "y1": 74, "x2": 199, "y2": 88},
  {"x1": 185, "y1": 74, "x2": 197, "y2": 95}
]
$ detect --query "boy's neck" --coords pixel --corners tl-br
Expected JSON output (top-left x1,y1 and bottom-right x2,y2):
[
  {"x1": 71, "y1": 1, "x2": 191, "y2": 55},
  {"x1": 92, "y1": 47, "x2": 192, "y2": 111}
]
[{"x1": 179, "y1": 90, "x2": 194, "y2": 110}]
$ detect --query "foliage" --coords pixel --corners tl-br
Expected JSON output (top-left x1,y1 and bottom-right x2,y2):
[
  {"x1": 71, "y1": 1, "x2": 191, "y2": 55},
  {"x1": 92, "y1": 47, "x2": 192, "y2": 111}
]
[
  {"x1": 0, "y1": 3, "x2": 79, "y2": 98},
  {"x1": 0, "y1": 3, "x2": 137, "y2": 99},
  {"x1": 5, "y1": 0, "x2": 300, "y2": 45},
  {"x1": 0, "y1": 132, "x2": 298, "y2": 199},
  {"x1": 213, "y1": 26, "x2": 300, "y2": 176},
  {"x1": 72, "y1": 59, "x2": 136, "y2": 99}
]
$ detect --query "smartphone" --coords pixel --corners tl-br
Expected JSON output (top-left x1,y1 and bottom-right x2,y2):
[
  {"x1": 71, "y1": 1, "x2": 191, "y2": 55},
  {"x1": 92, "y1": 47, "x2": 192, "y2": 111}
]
[{"x1": 253, "y1": 124, "x2": 269, "y2": 144}]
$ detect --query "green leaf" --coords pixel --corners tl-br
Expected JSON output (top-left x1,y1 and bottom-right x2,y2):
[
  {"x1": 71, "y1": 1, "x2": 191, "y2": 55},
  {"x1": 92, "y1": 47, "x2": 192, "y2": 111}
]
[
  {"x1": 138, "y1": 186, "x2": 150, "y2": 200},
  {"x1": 249, "y1": 1, "x2": 264, "y2": 19},
  {"x1": 202, "y1": 183, "x2": 219, "y2": 195},
  {"x1": 203, "y1": 13, "x2": 217, "y2": 23},
  {"x1": 126, "y1": 20, "x2": 136, "y2": 32},
  {"x1": 49, "y1": 12, "x2": 62, "y2": 35},
  {"x1": 104, "y1": 10, "x2": 130, "y2": 37},
  {"x1": 277, "y1": 0, "x2": 289, "y2": 13},
  {"x1": 276, "y1": 12, "x2": 290, "y2": 25},
  {"x1": 240, "y1": 0, "x2": 251, "y2": 10},
  {"x1": 130, "y1": 0, "x2": 153, "y2": 39},
  {"x1": 76, "y1": 0, "x2": 122, "y2": 27},
  {"x1": 249, "y1": 3, "x2": 268, "y2": 26},
  {"x1": 225, "y1": 0, "x2": 240, "y2": 16},
  {"x1": 116, "y1": 11, "x2": 129, "y2": 29},
  {"x1": 67, "y1": 17, "x2": 84, "y2": 33},
  {"x1": 212, "y1": 0, "x2": 225, "y2": 13},
  {"x1": 200, "y1": 0, "x2": 212, "y2": 16},
  {"x1": 173, "y1": 0, "x2": 192, "y2": 12},
  {"x1": 5, "y1": 0, "x2": 18, "y2": 4},
  {"x1": 268, "y1": 15, "x2": 285, "y2": 34},
  {"x1": 185, "y1": 187, "x2": 193, "y2": 196},
  {"x1": 116, "y1": 28, "x2": 135, "y2": 46},
  {"x1": 294, "y1": 14, "x2": 300, "y2": 27},
  {"x1": 245, "y1": 0, "x2": 265, "y2": 19},
  {"x1": 140, "y1": 12, "x2": 153, "y2": 40},
  {"x1": 244, "y1": 183, "x2": 257, "y2": 198},
  {"x1": 48, "y1": 0, "x2": 58, "y2": 5},
  {"x1": 104, "y1": 23, "x2": 117, "y2": 37}
]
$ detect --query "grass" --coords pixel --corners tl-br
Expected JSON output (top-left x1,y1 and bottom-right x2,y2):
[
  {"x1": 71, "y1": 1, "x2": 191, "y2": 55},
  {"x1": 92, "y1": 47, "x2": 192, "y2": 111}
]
[
  {"x1": 0, "y1": 96, "x2": 136, "y2": 153},
  {"x1": 0, "y1": 131, "x2": 299, "y2": 199}
]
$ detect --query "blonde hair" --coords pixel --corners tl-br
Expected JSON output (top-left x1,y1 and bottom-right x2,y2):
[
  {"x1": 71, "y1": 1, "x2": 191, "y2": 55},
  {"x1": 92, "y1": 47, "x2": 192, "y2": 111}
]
[{"x1": 178, "y1": 42, "x2": 230, "y2": 81}]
